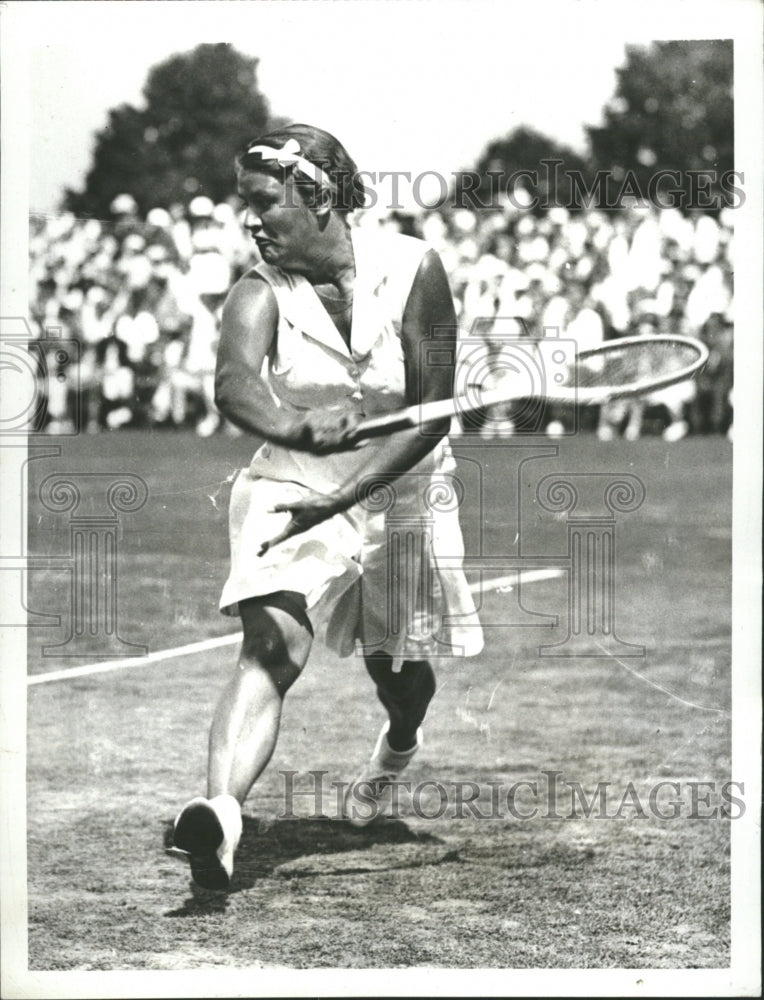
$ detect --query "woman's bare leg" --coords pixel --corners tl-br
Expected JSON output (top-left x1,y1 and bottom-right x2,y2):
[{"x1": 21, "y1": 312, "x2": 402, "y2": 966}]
[
  {"x1": 173, "y1": 593, "x2": 313, "y2": 889},
  {"x1": 207, "y1": 594, "x2": 313, "y2": 803}
]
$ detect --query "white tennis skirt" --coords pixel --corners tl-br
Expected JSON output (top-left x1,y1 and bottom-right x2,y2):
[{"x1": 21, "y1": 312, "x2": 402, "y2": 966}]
[{"x1": 219, "y1": 464, "x2": 484, "y2": 665}]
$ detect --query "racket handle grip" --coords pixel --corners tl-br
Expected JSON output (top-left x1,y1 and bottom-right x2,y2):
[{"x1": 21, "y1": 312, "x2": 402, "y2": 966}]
[
  {"x1": 350, "y1": 396, "x2": 459, "y2": 441},
  {"x1": 349, "y1": 388, "x2": 513, "y2": 443},
  {"x1": 351, "y1": 389, "x2": 512, "y2": 441}
]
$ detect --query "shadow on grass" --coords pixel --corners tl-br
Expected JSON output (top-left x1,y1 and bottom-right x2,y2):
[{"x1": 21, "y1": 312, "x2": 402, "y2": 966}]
[{"x1": 163, "y1": 814, "x2": 443, "y2": 916}]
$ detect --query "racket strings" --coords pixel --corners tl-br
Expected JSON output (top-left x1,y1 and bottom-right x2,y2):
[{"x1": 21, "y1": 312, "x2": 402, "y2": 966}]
[{"x1": 575, "y1": 340, "x2": 704, "y2": 390}]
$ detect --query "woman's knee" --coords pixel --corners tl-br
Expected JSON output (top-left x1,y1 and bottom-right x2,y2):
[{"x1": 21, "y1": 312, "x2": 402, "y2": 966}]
[
  {"x1": 405, "y1": 659, "x2": 437, "y2": 702},
  {"x1": 365, "y1": 655, "x2": 436, "y2": 703},
  {"x1": 238, "y1": 594, "x2": 313, "y2": 690}
]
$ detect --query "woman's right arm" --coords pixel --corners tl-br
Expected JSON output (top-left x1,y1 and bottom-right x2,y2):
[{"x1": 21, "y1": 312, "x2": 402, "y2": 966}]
[
  {"x1": 214, "y1": 273, "x2": 294, "y2": 443},
  {"x1": 214, "y1": 273, "x2": 360, "y2": 450}
]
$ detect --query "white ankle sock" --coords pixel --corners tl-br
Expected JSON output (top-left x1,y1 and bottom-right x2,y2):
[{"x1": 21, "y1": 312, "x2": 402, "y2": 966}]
[
  {"x1": 374, "y1": 722, "x2": 422, "y2": 771},
  {"x1": 209, "y1": 794, "x2": 242, "y2": 842}
]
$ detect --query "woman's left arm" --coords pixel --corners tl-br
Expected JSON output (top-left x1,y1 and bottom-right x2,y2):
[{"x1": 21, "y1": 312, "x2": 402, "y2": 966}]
[
  {"x1": 258, "y1": 249, "x2": 457, "y2": 555},
  {"x1": 340, "y1": 247, "x2": 456, "y2": 502}
]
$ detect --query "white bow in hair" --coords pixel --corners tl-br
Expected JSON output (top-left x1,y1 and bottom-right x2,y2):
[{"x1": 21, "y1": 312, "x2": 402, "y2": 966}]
[{"x1": 245, "y1": 138, "x2": 328, "y2": 187}]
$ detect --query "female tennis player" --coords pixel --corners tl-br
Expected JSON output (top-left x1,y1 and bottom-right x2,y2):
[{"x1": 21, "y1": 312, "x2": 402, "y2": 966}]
[{"x1": 171, "y1": 124, "x2": 482, "y2": 890}]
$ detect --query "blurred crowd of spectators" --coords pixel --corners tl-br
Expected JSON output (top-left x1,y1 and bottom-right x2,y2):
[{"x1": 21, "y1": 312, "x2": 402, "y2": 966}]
[{"x1": 29, "y1": 191, "x2": 734, "y2": 440}]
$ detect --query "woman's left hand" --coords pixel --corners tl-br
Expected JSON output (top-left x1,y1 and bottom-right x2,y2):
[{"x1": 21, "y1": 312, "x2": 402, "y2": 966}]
[{"x1": 257, "y1": 491, "x2": 351, "y2": 556}]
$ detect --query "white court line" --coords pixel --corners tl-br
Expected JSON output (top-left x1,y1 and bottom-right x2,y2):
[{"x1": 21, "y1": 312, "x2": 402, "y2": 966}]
[
  {"x1": 26, "y1": 633, "x2": 243, "y2": 686},
  {"x1": 592, "y1": 639, "x2": 730, "y2": 716},
  {"x1": 471, "y1": 568, "x2": 562, "y2": 589},
  {"x1": 26, "y1": 568, "x2": 563, "y2": 687}
]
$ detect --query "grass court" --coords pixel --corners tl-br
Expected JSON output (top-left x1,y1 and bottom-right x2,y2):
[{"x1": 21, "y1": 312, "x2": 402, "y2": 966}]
[{"x1": 25, "y1": 429, "x2": 733, "y2": 970}]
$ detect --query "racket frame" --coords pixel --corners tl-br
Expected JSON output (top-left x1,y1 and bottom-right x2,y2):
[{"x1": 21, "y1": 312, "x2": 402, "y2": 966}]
[{"x1": 350, "y1": 334, "x2": 709, "y2": 442}]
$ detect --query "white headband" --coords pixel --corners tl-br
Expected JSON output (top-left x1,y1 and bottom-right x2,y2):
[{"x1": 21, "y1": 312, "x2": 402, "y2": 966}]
[{"x1": 245, "y1": 138, "x2": 330, "y2": 189}]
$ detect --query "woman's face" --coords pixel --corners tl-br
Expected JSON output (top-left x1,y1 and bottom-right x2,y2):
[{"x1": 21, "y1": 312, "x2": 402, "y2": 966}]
[{"x1": 237, "y1": 169, "x2": 319, "y2": 272}]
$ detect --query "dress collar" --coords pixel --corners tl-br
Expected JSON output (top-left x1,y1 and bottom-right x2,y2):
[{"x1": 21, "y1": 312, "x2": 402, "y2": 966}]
[{"x1": 263, "y1": 227, "x2": 388, "y2": 360}]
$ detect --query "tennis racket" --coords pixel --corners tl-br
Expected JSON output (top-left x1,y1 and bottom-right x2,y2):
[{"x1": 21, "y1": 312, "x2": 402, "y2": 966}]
[{"x1": 349, "y1": 334, "x2": 709, "y2": 442}]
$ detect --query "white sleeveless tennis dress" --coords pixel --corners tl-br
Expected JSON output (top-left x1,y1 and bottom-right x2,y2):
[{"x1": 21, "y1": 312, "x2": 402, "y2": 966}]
[{"x1": 219, "y1": 227, "x2": 483, "y2": 665}]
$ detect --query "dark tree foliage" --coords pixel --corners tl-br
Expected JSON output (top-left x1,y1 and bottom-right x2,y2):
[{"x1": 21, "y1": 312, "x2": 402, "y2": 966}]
[
  {"x1": 465, "y1": 41, "x2": 734, "y2": 214},
  {"x1": 585, "y1": 40, "x2": 734, "y2": 209},
  {"x1": 457, "y1": 126, "x2": 589, "y2": 212},
  {"x1": 64, "y1": 44, "x2": 274, "y2": 218}
]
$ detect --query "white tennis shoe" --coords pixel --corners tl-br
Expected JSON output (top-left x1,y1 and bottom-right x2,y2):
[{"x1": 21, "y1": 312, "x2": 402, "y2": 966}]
[
  {"x1": 343, "y1": 722, "x2": 422, "y2": 827},
  {"x1": 171, "y1": 794, "x2": 242, "y2": 891}
]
